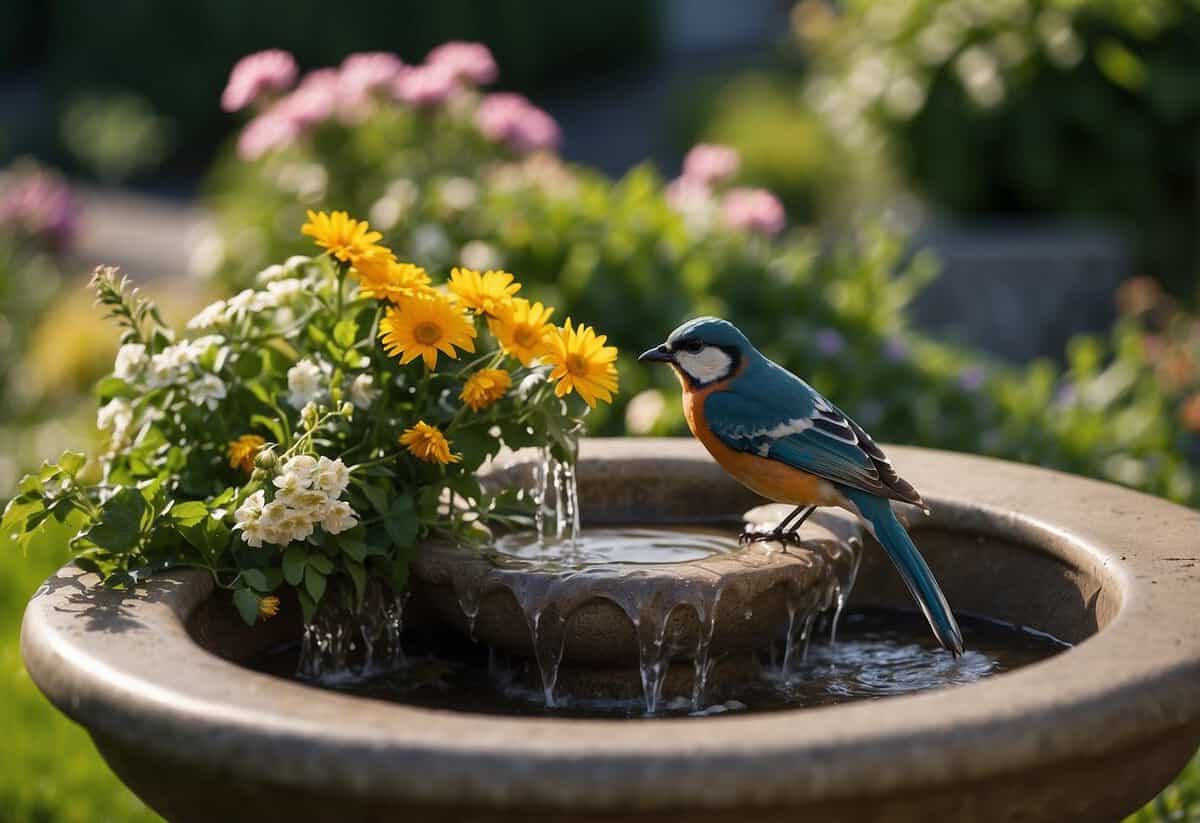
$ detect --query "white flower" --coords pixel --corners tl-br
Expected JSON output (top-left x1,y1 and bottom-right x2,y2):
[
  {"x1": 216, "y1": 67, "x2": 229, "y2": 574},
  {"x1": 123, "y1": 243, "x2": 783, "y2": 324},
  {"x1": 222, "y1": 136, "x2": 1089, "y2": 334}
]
[
  {"x1": 187, "y1": 335, "x2": 227, "y2": 363},
  {"x1": 235, "y1": 490, "x2": 266, "y2": 524},
  {"x1": 439, "y1": 176, "x2": 479, "y2": 211},
  {"x1": 411, "y1": 223, "x2": 450, "y2": 262},
  {"x1": 97, "y1": 398, "x2": 134, "y2": 441},
  {"x1": 460, "y1": 240, "x2": 500, "y2": 271},
  {"x1": 146, "y1": 343, "x2": 194, "y2": 388},
  {"x1": 113, "y1": 344, "x2": 147, "y2": 381},
  {"x1": 280, "y1": 510, "x2": 315, "y2": 542},
  {"x1": 314, "y1": 456, "x2": 350, "y2": 498},
  {"x1": 276, "y1": 486, "x2": 328, "y2": 513},
  {"x1": 256, "y1": 263, "x2": 286, "y2": 283},
  {"x1": 226, "y1": 288, "x2": 276, "y2": 319},
  {"x1": 187, "y1": 299, "x2": 228, "y2": 330},
  {"x1": 321, "y1": 500, "x2": 358, "y2": 534},
  {"x1": 240, "y1": 521, "x2": 267, "y2": 548},
  {"x1": 187, "y1": 373, "x2": 228, "y2": 410},
  {"x1": 266, "y1": 278, "x2": 305, "y2": 302},
  {"x1": 287, "y1": 359, "x2": 324, "y2": 409},
  {"x1": 349, "y1": 373, "x2": 378, "y2": 409}
]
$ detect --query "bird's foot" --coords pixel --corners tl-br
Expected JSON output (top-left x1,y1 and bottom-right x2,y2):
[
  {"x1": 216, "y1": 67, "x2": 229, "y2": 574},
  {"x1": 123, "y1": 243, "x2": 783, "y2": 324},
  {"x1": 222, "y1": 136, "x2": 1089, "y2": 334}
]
[{"x1": 738, "y1": 529, "x2": 804, "y2": 547}]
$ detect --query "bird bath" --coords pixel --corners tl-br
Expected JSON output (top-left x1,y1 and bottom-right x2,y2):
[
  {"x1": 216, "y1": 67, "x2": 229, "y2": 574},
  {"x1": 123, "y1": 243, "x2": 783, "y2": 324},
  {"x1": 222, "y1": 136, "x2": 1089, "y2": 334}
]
[{"x1": 20, "y1": 438, "x2": 1200, "y2": 822}]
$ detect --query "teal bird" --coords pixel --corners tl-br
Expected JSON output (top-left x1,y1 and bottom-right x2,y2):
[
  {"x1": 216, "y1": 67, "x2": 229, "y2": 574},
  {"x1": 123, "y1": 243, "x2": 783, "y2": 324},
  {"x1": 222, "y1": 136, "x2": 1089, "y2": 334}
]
[{"x1": 639, "y1": 317, "x2": 964, "y2": 655}]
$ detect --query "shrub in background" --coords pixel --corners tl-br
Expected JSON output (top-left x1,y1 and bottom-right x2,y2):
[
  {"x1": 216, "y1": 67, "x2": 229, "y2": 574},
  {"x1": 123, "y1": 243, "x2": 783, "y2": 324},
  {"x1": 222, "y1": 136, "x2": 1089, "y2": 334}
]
[{"x1": 795, "y1": 0, "x2": 1200, "y2": 292}]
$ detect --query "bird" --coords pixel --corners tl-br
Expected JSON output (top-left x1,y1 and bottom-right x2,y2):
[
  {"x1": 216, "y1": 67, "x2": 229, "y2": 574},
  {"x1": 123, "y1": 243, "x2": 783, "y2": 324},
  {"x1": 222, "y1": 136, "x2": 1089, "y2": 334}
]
[{"x1": 639, "y1": 317, "x2": 964, "y2": 656}]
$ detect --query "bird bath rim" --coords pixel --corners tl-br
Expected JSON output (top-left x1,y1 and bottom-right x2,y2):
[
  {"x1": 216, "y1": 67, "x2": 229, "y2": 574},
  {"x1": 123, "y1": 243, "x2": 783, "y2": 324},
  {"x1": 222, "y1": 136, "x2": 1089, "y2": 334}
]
[{"x1": 19, "y1": 438, "x2": 1200, "y2": 821}]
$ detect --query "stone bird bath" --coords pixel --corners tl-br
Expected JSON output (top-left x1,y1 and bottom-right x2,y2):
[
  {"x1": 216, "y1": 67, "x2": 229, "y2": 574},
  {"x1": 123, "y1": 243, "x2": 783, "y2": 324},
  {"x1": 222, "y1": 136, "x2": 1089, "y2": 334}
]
[{"x1": 20, "y1": 438, "x2": 1200, "y2": 822}]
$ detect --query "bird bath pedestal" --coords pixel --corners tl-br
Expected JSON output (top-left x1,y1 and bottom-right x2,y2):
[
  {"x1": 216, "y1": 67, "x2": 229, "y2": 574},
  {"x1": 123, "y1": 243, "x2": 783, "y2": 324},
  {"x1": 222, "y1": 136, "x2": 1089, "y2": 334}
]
[{"x1": 20, "y1": 438, "x2": 1200, "y2": 822}]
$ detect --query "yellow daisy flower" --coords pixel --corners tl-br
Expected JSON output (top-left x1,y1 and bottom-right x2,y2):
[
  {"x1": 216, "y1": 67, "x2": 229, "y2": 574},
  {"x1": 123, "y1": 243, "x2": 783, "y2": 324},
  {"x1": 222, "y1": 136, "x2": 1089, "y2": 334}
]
[
  {"x1": 257, "y1": 595, "x2": 280, "y2": 621},
  {"x1": 545, "y1": 319, "x2": 620, "y2": 408},
  {"x1": 301, "y1": 210, "x2": 388, "y2": 264},
  {"x1": 354, "y1": 255, "x2": 434, "y2": 303},
  {"x1": 488, "y1": 298, "x2": 555, "y2": 366},
  {"x1": 227, "y1": 434, "x2": 266, "y2": 473},
  {"x1": 460, "y1": 368, "x2": 512, "y2": 412},
  {"x1": 447, "y1": 267, "x2": 520, "y2": 317},
  {"x1": 379, "y1": 292, "x2": 476, "y2": 370},
  {"x1": 400, "y1": 421, "x2": 461, "y2": 464}
]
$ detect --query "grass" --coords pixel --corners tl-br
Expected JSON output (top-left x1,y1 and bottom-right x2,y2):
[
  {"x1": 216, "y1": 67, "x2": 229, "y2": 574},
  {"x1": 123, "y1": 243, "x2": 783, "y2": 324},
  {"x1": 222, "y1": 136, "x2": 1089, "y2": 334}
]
[{"x1": 0, "y1": 523, "x2": 1196, "y2": 822}]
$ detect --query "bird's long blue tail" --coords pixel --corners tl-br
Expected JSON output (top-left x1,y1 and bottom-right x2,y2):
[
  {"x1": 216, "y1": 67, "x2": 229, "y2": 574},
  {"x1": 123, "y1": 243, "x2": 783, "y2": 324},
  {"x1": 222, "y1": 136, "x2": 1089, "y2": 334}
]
[{"x1": 841, "y1": 488, "x2": 964, "y2": 656}]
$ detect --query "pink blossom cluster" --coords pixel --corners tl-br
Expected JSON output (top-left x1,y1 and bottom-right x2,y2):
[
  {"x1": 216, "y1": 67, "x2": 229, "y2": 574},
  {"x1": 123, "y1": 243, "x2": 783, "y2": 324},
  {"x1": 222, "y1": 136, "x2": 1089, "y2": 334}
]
[
  {"x1": 221, "y1": 49, "x2": 298, "y2": 113},
  {"x1": 231, "y1": 42, "x2": 512, "y2": 161},
  {"x1": 475, "y1": 93, "x2": 561, "y2": 155},
  {"x1": 666, "y1": 143, "x2": 785, "y2": 237},
  {"x1": 0, "y1": 165, "x2": 80, "y2": 250}
]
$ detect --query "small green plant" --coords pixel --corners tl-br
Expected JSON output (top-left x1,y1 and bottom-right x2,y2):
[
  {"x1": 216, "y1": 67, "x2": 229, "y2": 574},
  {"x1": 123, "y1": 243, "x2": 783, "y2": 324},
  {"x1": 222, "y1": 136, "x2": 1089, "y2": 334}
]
[{"x1": 2, "y1": 211, "x2": 618, "y2": 626}]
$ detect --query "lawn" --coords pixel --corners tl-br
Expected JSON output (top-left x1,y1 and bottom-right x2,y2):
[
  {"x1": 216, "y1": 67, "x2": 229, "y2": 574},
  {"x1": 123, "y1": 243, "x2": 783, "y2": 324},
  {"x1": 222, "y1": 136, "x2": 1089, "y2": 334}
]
[{"x1": 1, "y1": 523, "x2": 1195, "y2": 822}]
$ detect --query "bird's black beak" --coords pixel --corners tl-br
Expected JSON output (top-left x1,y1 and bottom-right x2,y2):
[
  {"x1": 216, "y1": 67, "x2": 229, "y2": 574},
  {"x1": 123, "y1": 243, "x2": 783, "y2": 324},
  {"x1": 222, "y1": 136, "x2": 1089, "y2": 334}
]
[{"x1": 638, "y1": 344, "x2": 674, "y2": 363}]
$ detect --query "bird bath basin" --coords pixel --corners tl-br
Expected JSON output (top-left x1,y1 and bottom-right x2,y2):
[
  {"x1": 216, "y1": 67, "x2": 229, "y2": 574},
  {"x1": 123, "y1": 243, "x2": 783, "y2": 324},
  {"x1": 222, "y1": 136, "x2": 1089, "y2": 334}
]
[{"x1": 20, "y1": 438, "x2": 1200, "y2": 822}]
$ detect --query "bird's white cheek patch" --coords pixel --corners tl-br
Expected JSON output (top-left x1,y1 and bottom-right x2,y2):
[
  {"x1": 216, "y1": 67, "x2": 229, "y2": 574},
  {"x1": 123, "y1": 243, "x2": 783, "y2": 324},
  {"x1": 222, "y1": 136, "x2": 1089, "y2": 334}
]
[{"x1": 676, "y1": 346, "x2": 733, "y2": 385}]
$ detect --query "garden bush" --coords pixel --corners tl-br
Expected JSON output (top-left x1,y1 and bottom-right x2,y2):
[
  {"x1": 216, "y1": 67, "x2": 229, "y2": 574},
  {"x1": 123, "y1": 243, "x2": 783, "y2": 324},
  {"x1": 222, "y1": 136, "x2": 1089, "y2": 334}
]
[
  {"x1": 203, "y1": 43, "x2": 1200, "y2": 510},
  {"x1": 790, "y1": 0, "x2": 1200, "y2": 292}
]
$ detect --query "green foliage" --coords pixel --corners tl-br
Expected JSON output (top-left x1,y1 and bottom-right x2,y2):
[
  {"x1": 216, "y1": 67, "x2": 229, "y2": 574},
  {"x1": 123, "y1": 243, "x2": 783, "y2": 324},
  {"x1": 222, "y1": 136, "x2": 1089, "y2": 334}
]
[
  {"x1": 795, "y1": 0, "x2": 1200, "y2": 291},
  {"x1": 203, "y1": 55, "x2": 1200, "y2": 509}
]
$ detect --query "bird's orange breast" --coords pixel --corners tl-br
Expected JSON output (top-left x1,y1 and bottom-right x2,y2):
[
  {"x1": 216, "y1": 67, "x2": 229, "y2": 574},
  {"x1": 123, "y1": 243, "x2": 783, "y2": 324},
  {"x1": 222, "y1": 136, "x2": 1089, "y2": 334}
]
[{"x1": 681, "y1": 377, "x2": 842, "y2": 507}]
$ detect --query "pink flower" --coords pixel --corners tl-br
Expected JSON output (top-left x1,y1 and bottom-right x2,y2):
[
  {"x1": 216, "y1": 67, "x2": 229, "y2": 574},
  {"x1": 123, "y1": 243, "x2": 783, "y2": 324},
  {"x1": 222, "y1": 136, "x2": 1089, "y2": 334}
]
[
  {"x1": 722, "y1": 187, "x2": 786, "y2": 236},
  {"x1": 476, "y1": 93, "x2": 561, "y2": 154},
  {"x1": 338, "y1": 52, "x2": 405, "y2": 109},
  {"x1": 426, "y1": 41, "x2": 498, "y2": 85},
  {"x1": 0, "y1": 166, "x2": 79, "y2": 249},
  {"x1": 221, "y1": 50, "x2": 298, "y2": 113},
  {"x1": 393, "y1": 63, "x2": 459, "y2": 108},
  {"x1": 274, "y1": 68, "x2": 340, "y2": 127},
  {"x1": 237, "y1": 113, "x2": 300, "y2": 161},
  {"x1": 665, "y1": 176, "x2": 711, "y2": 212},
  {"x1": 682, "y1": 143, "x2": 740, "y2": 186}
]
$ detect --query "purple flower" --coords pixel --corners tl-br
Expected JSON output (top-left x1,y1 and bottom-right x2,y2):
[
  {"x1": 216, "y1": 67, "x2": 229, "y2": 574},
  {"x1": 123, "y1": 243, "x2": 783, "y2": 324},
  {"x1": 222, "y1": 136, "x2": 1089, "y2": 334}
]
[
  {"x1": 721, "y1": 187, "x2": 785, "y2": 237},
  {"x1": 393, "y1": 63, "x2": 459, "y2": 108},
  {"x1": 338, "y1": 52, "x2": 405, "y2": 109},
  {"x1": 682, "y1": 143, "x2": 739, "y2": 186},
  {"x1": 883, "y1": 336, "x2": 909, "y2": 363},
  {"x1": 237, "y1": 112, "x2": 301, "y2": 161},
  {"x1": 221, "y1": 50, "x2": 298, "y2": 113},
  {"x1": 476, "y1": 93, "x2": 561, "y2": 154},
  {"x1": 275, "y1": 68, "x2": 341, "y2": 127},
  {"x1": 0, "y1": 166, "x2": 79, "y2": 249},
  {"x1": 958, "y1": 366, "x2": 987, "y2": 392},
  {"x1": 426, "y1": 41, "x2": 498, "y2": 86},
  {"x1": 814, "y1": 327, "x2": 846, "y2": 357}
]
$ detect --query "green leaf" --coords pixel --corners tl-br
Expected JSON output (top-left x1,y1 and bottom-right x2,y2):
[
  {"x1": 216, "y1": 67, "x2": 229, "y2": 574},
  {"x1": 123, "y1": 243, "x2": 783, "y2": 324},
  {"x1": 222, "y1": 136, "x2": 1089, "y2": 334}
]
[
  {"x1": 334, "y1": 318, "x2": 358, "y2": 349},
  {"x1": 82, "y1": 487, "x2": 147, "y2": 554},
  {"x1": 298, "y1": 589, "x2": 317, "y2": 624},
  {"x1": 233, "y1": 588, "x2": 260, "y2": 626},
  {"x1": 390, "y1": 556, "x2": 410, "y2": 593},
  {"x1": 304, "y1": 567, "x2": 327, "y2": 602},
  {"x1": 58, "y1": 451, "x2": 87, "y2": 476},
  {"x1": 282, "y1": 546, "x2": 307, "y2": 586},
  {"x1": 307, "y1": 553, "x2": 334, "y2": 575},
  {"x1": 384, "y1": 495, "x2": 417, "y2": 548},
  {"x1": 242, "y1": 568, "x2": 269, "y2": 591},
  {"x1": 360, "y1": 483, "x2": 389, "y2": 516},
  {"x1": 340, "y1": 538, "x2": 367, "y2": 562},
  {"x1": 251, "y1": 414, "x2": 286, "y2": 445},
  {"x1": 345, "y1": 559, "x2": 367, "y2": 607},
  {"x1": 170, "y1": 501, "x2": 209, "y2": 528}
]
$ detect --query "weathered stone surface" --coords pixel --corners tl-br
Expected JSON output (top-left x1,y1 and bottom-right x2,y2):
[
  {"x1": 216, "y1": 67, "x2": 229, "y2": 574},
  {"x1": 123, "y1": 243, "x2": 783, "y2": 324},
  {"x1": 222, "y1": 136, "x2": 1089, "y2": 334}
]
[{"x1": 19, "y1": 438, "x2": 1200, "y2": 822}]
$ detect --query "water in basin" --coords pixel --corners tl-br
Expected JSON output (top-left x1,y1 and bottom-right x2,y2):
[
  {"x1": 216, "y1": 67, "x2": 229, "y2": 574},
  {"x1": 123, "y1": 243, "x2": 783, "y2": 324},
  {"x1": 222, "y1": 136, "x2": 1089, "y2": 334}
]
[{"x1": 248, "y1": 608, "x2": 1068, "y2": 718}]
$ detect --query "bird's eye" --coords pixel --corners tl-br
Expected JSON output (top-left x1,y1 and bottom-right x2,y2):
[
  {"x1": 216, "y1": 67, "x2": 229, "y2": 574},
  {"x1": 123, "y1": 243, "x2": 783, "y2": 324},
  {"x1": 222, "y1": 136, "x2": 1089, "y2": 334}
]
[{"x1": 682, "y1": 339, "x2": 704, "y2": 353}]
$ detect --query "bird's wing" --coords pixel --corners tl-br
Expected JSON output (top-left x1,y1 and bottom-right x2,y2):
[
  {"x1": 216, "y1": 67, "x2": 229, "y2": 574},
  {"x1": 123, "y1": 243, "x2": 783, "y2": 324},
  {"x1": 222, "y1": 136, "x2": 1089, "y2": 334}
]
[{"x1": 705, "y1": 374, "x2": 923, "y2": 505}]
